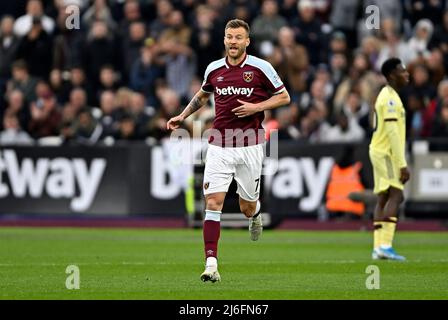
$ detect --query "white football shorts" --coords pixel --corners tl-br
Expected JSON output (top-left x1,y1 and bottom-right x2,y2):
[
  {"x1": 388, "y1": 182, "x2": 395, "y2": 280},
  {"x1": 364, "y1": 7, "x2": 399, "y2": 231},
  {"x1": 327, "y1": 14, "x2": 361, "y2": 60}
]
[{"x1": 203, "y1": 143, "x2": 264, "y2": 201}]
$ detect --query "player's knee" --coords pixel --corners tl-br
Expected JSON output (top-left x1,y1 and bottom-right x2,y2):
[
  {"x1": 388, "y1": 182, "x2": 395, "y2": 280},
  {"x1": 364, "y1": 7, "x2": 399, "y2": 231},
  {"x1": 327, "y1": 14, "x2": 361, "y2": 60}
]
[{"x1": 206, "y1": 197, "x2": 224, "y2": 211}]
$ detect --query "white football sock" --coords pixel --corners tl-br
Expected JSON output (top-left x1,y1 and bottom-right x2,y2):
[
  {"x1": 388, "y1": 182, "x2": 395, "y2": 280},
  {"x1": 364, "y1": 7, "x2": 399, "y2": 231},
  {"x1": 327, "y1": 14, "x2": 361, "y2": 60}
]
[{"x1": 206, "y1": 257, "x2": 217, "y2": 268}]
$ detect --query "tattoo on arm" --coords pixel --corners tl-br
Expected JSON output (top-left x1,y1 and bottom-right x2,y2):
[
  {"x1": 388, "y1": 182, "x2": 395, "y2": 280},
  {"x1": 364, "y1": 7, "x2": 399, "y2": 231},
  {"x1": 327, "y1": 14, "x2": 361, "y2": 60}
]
[{"x1": 187, "y1": 96, "x2": 203, "y2": 113}]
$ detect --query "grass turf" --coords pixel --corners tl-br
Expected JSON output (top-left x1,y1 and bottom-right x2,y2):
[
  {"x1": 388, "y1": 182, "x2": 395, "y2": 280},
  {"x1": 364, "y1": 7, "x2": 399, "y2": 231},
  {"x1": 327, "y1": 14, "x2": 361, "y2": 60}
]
[{"x1": 0, "y1": 227, "x2": 447, "y2": 300}]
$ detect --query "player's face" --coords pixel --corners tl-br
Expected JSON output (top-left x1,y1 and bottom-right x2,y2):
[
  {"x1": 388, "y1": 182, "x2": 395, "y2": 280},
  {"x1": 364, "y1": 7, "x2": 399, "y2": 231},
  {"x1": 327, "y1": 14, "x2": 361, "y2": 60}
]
[
  {"x1": 393, "y1": 64, "x2": 410, "y2": 87},
  {"x1": 224, "y1": 27, "x2": 250, "y2": 59}
]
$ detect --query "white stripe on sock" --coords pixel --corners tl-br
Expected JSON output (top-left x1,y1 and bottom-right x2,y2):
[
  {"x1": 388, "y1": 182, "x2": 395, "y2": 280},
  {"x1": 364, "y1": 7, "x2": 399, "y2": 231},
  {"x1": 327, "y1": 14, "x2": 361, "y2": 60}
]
[
  {"x1": 205, "y1": 210, "x2": 221, "y2": 221},
  {"x1": 255, "y1": 200, "x2": 261, "y2": 215}
]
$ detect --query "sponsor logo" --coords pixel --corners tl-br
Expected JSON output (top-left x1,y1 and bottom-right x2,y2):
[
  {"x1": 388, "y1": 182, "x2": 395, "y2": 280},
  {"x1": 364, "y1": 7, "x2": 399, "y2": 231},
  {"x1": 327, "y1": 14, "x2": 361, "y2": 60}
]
[
  {"x1": 265, "y1": 157, "x2": 334, "y2": 212},
  {"x1": 215, "y1": 86, "x2": 254, "y2": 97},
  {"x1": 243, "y1": 71, "x2": 254, "y2": 82},
  {"x1": 0, "y1": 149, "x2": 106, "y2": 212},
  {"x1": 204, "y1": 182, "x2": 209, "y2": 190},
  {"x1": 217, "y1": 76, "x2": 224, "y2": 82}
]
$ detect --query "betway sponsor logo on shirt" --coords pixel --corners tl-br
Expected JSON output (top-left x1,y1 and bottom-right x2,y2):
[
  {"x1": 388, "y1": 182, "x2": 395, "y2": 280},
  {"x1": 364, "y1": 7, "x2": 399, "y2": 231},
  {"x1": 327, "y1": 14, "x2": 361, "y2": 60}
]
[{"x1": 215, "y1": 86, "x2": 254, "y2": 97}]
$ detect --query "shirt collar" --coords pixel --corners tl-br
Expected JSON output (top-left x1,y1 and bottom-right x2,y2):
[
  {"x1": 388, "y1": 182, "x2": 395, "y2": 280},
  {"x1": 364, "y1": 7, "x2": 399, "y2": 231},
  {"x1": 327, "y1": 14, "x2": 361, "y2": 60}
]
[{"x1": 225, "y1": 54, "x2": 249, "y2": 68}]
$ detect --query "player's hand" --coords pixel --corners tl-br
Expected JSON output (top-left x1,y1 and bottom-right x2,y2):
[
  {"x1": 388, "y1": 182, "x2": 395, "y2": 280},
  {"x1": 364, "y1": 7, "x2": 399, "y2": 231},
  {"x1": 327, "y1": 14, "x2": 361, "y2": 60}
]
[
  {"x1": 399, "y1": 167, "x2": 410, "y2": 184},
  {"x1": 232, "y1": 99, "x2": 261, "y2": 118},
  {"x1": 166, "y1": 115, "x2": 184, "y2": 130}
]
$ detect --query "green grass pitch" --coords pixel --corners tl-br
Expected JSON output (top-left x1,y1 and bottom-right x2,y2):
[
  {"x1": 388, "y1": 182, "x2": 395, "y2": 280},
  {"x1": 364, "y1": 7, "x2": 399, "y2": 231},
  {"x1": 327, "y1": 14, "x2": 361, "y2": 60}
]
[{"x1": 0, "y1": 227, "x2": 447, "y2": 300}]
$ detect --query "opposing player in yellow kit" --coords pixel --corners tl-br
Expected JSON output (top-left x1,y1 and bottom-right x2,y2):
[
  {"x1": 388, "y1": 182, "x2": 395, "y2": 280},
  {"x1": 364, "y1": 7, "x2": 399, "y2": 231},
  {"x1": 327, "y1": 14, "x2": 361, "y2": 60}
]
[{"x1": 369, "y1": 58, "x2": 410, "y2": 261}]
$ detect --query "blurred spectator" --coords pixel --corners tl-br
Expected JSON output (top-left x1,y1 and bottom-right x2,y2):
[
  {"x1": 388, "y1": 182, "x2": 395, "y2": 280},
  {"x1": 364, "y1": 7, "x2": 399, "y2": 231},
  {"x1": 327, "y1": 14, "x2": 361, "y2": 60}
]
[
  {"x1": 121, "y1": 21, "x2": 147, "y2": 82},
  {"x1": 425, "y1": 79, "x2": 448, "y2": 137},
  {"x1": 407, "y1": 64, "x2": 437, "y2": 102},
  {"x1": 276, "y1": 106, "x2": 301, "y2": 140},
  {"x1": 149, "y1": 88, "x2": 183, "y2": 140},
  {"x1": 300, "y1": 78, "x2": 331, "y2": 112},
  {"x1": 82, "y1": 0, "x2": 117, "y2": 32},
  {"x1": 298, "y1": 101, "x2": 329, "y2": 142},
  {"x1": 205, "y1": 0, "x2": 233, "y2": 26},
  {"x1": 190, "y1": 5, "x2": 222, "y2": 77},
  {"x1": 429, "y1": 9, "x2": 448, "y2": 72},
  {"x1": 408, "y1": 0, "x2": 447, "y2": 27},
  {"x1": 375, "y1": 20, "x2": 417, "y2": 70},
  {"x1": 425, "y1": 48, "x2": 446, "y2": 86},
  {"x1": 227, "y1": 0, "x2": 258, "y2": 24},
  {"x1": 28, "y1": 91, "x2": 62, "y2": 138},
  {"x1": 328, "y1": 31, "x2": 350, "y2": 64},
  {"x1": 334, "y1": 52, "x2": 380, "y2": 112},
  {"x1": 55, "y1": 66, "x2": 95, "y2": 106},
  {"x1": 7, "y1": 60, "x2": 39, "y2": 104},
  {"x1": 0, "y1": 111, "x2": 33, "y2": 145},
  {"x1": 82, "y1": 19, "x2": 120, "y2": 92},
  {"x1": 251, "y1": 0, "x2": 288, "y2": 57},
  {"x1": 129, "y1": 38, "x2": 165, "y2": 107},
  {"x1": 0, "y1": 15, "x2": 21, "y2": 100},
  {"x1": 279, "y1": 0, "x2": 299, "y2": 22},
  {"x1": 128, "y1": 92, "x2": 152, "y2": 139},
  {"x1": 119, "y1": 0, "x2": 143, "y2": 37},
  {"x1": 329, "y1": 0, "x2": 359, "y2": 49},
  {"x1": 16, "y1": 16, "x2": 53, "y2": 79},
  {"x1": 98, "y1": 90, "x2": 121, "y2": 138},
  {"x1": 63, "y1": 87, "x2": 90, "y2": 123},
  {"x1": 406, "y1": 92, "x2": 426, "y2": 138},
  {"x1": 431, "y1": 99, "x2": 448, "y2": 137},
  {"x1": 13, "y1": 0, "x2": 55, "y2": 37},
  {"x1": 115, "y1": 87, "x2": 133, "y2": 110},
  {"x1": 313, "y1": 64, "x2": 335, "y2": 98},
  {"x1": 159, "y1": 10, "x2": 196, "y2": 101},
  {"x1": 268, "y1": 26, "x2": 309, "y2": 102},
  {"x1": 70, "y1": 107, "x2": 103, "y2": 144},
  {"x1": 232, "y1": 4, "x2": 252, "y2": 24},
  {"x1": 52, "y1": 3, "x2": 85, "y2": 72},
  {"x1": 320, "y1": 110, "x2": 365, "y2": 143},
  {"x1": 97, "y1": 65, "x2": 121, "y2": 100},
  {"x1": 291, "y1": 0, "x2": 325, "y2": 65},
  {"x1": 4, "y1": 89, "x2": 30, "y2": 132},
  {"x1": 359, "y1": 36, "x2": 381, "y2": 72},
  {"x1": 114, "y1": 113, "x2": 139, "y2": 141},
  {"x1": 341, "y1": 89, "x2": 370, "y2": 132},
  {"x1": 150, "y1": 0, "x2": 174, "y2": 40},
  {"x1": 49, "y1": 68, "x2": 67, "y2": 103},
  {"x1": 407, "y1": 19, "x2": 434, "y2": 58},
  {"x1": 329, "y1": 52, "x2": 348, "y2": 86}
]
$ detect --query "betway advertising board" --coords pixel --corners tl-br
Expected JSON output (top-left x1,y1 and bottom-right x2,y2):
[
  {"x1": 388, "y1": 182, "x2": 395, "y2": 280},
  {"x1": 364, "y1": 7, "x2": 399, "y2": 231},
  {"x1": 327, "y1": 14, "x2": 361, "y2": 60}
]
[
  {"x1": 0, "y1": 145, "x2": 185, "y2": 216},
  {"x1": 264, "y1": 142, "x2": 372, "y2": 217},
  {"x1": 0, "y1": 142, "x2": 372, "y2": 217}
]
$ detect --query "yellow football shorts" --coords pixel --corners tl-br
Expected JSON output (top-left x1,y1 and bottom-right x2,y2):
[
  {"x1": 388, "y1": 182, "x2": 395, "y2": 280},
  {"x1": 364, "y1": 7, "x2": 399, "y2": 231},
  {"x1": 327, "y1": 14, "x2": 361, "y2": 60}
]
[{"x1": 369, "y1": 149, "x2": 404, "y2": 194}]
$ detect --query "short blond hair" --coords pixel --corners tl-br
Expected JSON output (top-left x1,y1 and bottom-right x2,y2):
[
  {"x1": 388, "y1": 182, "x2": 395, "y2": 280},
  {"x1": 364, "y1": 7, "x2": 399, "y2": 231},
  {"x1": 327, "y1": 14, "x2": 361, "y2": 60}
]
[{"x1": 225, "y1": 19, "x2": 250, "y2": 36}]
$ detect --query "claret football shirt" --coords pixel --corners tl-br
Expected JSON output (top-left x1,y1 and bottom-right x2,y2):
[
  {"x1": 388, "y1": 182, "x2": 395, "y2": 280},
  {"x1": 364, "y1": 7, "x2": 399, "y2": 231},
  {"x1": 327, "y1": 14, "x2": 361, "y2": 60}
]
[{"x1": 201, "y1": 54, "x2": 285, "y2": 147}]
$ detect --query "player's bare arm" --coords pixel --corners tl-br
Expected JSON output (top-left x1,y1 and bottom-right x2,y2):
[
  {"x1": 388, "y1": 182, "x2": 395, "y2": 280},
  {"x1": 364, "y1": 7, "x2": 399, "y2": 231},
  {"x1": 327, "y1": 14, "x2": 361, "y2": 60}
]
[
  {"x1": 166, "y1": 90, "x2": 211, "y2": 130},
  {"x1": 232, "y1": 90, "x2": 290, "y2": 118}
]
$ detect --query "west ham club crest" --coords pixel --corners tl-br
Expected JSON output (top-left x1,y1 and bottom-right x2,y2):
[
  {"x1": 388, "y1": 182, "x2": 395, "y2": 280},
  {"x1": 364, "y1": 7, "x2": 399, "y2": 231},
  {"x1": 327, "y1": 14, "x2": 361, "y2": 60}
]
[{"x1": 243, "y1": 71, "x2": 254, "y2": 82}]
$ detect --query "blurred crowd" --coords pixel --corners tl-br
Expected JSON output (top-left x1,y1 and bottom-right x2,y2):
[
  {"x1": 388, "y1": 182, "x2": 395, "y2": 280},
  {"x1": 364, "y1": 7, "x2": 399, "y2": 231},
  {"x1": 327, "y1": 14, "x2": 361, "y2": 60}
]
[{"x1": 0, "y1": 0, "x2": 448, "y2": 146}]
